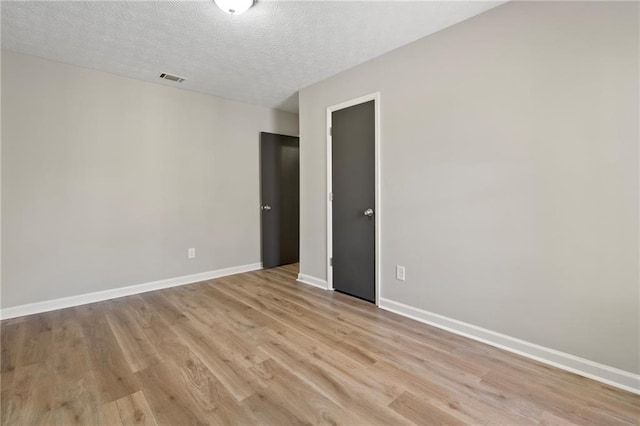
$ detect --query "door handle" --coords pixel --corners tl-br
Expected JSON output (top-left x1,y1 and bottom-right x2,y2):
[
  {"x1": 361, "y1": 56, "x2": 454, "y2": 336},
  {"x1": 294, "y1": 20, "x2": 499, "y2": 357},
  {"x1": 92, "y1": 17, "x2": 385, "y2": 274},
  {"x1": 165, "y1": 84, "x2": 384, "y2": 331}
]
[
  {"x1": 363, "y1": 208, "x2": 374, "y2": 217},
  {"x1": 261, "y1": 205, "x2": 272, "y2": 211}
]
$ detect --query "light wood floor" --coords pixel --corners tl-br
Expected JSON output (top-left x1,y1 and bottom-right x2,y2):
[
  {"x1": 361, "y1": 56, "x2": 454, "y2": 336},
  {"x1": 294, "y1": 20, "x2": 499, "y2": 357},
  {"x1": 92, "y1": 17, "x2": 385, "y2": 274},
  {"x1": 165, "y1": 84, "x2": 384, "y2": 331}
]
[{"x1": 1, "y1": 264, "x2": 639, "y2": 425}]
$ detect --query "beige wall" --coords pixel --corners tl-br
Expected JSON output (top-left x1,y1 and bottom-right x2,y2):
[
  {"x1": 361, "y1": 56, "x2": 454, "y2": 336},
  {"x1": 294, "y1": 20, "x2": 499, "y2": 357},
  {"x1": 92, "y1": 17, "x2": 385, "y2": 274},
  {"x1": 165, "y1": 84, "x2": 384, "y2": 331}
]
[
  {"x1": 1, "y1": 51, "x2": 298, "y2": 308},
  {"x1": 299, "y1": 1, "x2": 639, "y2": 373}
]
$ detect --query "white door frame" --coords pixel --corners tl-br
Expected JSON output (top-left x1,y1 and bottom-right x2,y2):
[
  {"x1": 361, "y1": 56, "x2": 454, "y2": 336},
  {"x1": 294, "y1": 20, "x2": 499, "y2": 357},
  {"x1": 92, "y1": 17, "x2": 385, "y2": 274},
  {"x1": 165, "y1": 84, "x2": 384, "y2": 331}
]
[{"x1": 326, "y1": 92, "x2": 381, "y2": 306}]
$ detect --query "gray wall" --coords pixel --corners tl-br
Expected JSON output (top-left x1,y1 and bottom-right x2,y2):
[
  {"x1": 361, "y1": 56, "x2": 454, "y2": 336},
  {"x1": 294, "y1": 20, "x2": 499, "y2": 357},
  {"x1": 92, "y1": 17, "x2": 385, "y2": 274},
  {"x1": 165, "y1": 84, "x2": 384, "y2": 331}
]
[
  {"x1": 2, "y1": 51, "x2": 299, "y2": 308},
  {"x1": 299, "y1": 1, "x2": 639, "y2": 373}
]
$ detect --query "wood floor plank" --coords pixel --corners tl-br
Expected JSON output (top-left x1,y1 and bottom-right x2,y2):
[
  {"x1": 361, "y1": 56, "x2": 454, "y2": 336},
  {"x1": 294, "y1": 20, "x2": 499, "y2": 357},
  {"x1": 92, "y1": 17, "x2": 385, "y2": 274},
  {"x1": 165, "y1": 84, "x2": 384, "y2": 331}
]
[
  {"x1": 248, "y1": 358, "x2": 358, "y2": 425},
  {"x1": 13, "y1": 314, "x2": 54, "y2": 369},
  {"x1": 118, "y1": 295, "x2": 164, "y2": 329},
  {"x1": 0, "y1": 320, "x2": 24, "y2": 390},
  {"x1": 250, "y1": 267, "x2": 466, "y2": 353},
  {"x1": 366, "y1": 358, "x2": 540, "y2": 425},
  {"x1": 130, "y1": 315, "x2": 202, "y2": 371},
  {"x1": 1, "y1": 309, "x2": 104, "y2": 425},
  {"x1": 539, "y1": 410, "x2": 583, "y2": 425},
  {"x1": 184, "y1": 307, "x2": 268, "y2": 367},
  {"x1": 241, "y1": 391, "x2": 307, "y2": 425},
  {"x1": 389, "y1": 390, "x2": 467, "y2": 425},
  {"x1": 137, "y1": 355, "x2": 255, "y2": 426},
  {"x1": 1, "y1": 362, "x2": 57, "y2": 425},
  {"x1": 1, "y1": 263, "x2": 638, "y2": 425},
  {"x1": 105, "y1": 307, "x2": 163, "y2": 373},
  {"x1": 134, "y1": 362, "x2": 211, "y2": 426},
  {"x1": 215, "y1": 275, "x2": 377, "y2": 367},
  {"x1": 258, "y1": 342, "x2": 414, "y2": 425},
  {"x1": 47, "y1": 309, "x2": 105, "y2": 424},
  {"x1": 481, "y1": 369, "x2": 636, "y2": 425},
  {"x1": 102, "y1": 390, "x2": 158, "y2": 426},
  {"x1": 257, "y1": 340, "x2": 354, "y2": 406},
  {"x1": 76, "y1": 304, "x2": 140, "y2": 404},
  {"x1": 134, "y1": 319, "x2": 257, "y2": 424},
  {"x1": 142, "y1": 292, "x2": 189, "y2": 326},
  {"x1": 259, "y1": 327, "x2": 405, "y2": 406},
  {"x1": 346, "y1": 329, "x2": 488, "y2": 389},
  {"x1": 236, "y1": 269, "x2": 464, "y2": 365},
  {"x1": 195, "y1": 284, "x2": 276, "y2": 333},
  {"x1": 171, "y1": 318, "x2": 257, "y2": 401}
]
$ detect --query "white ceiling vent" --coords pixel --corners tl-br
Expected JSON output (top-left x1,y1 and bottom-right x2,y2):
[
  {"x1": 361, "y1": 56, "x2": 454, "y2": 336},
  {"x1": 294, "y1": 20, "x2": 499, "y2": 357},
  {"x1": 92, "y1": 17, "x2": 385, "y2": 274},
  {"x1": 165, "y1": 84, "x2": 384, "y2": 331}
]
[{"x1": 159, "y1": 72, "x2": 186, "y2": 83}]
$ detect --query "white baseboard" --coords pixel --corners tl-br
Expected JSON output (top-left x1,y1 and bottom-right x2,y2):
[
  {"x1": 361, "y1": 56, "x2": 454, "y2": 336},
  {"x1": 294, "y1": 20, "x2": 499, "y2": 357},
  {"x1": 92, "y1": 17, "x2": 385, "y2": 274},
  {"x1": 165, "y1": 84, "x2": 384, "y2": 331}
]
[
  {"x1": 379, "y1": 298, "x2": 640, "y2": 395},
  {"x1": 297, "y1": 273, "x2": 328, "y2": 290},
  {"x1": 0, "y1": 263, "x2": 263, "y2": 320}
]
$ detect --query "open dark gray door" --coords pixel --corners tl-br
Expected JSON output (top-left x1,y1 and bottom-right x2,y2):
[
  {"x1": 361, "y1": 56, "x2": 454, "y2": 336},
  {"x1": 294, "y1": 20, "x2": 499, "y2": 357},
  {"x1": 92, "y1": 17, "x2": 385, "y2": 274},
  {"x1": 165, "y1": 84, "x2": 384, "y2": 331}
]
[
  {"x1": 332, "y1": 101, "x2": 375, "y2": 302},
  {"x1": 260, "y1": 132, "x2": 300, "y2": 268}
]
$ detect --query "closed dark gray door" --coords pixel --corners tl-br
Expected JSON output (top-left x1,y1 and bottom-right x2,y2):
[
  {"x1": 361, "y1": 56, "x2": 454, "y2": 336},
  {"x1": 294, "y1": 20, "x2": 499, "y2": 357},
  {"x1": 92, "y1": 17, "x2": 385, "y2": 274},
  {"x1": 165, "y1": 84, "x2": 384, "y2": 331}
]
[
  {"x1": 332, "y1": 100, "x2": 375, "y2": 302},
  {"x1": 260, "y1": 132, "x2": 300, "y2": 268}
]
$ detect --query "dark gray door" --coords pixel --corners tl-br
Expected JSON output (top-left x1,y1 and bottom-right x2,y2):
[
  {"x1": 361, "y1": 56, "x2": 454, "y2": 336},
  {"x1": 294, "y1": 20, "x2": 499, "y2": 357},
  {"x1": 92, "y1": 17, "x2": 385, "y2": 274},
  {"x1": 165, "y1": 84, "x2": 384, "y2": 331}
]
[
  {"x1": 260, "y1": 132, "x2": 300, "y2": 268},
  {"x1": 332, "y1": 100, "x2": 375, "y2": 302}
]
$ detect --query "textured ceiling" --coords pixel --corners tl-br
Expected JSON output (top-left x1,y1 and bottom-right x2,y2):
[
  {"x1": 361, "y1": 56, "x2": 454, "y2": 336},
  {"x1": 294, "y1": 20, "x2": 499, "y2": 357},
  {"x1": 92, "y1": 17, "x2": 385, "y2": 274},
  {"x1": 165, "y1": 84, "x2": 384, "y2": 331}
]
[{"x1": 1, "y1": 1, "x2": 503, "y2": 113}]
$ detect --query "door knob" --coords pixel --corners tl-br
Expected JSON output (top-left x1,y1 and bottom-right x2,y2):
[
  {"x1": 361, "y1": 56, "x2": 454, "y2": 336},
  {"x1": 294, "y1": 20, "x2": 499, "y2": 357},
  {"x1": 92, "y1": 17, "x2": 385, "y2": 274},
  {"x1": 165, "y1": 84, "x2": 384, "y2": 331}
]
[
  {"x1": 363, "y1": 208, "x2": 374, "y2": 217},
  {"x1": 261, "y1": 205, "x2": 272, "y2": 211}
]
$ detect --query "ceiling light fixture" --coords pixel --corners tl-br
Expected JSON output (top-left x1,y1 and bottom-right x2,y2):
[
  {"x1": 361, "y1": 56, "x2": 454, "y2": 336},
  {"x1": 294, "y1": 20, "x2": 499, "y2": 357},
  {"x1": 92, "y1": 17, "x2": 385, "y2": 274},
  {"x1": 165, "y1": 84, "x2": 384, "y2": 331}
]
[{"x1": 214, "y1": 0, "x2": 254, "y2": 15}]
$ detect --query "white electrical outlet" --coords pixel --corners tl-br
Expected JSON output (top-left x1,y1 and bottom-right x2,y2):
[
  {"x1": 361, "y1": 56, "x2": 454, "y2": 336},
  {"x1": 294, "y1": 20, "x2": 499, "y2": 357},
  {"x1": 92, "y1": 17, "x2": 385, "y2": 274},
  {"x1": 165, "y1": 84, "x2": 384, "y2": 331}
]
[
  {"x1": 188, "y1": 248, "x2": 196, "y2": 259},
  {"x1": 396, "y1": 265, "x2": 406, "y2": 281}
]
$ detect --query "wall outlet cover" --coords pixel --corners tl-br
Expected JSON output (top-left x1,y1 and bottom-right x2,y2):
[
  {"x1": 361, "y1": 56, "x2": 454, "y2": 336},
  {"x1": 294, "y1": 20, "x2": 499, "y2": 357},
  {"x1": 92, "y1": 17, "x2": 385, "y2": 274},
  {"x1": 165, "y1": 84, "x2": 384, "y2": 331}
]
[{"x1": 396, "y1": 265, "x2": 406, "y2": 281}]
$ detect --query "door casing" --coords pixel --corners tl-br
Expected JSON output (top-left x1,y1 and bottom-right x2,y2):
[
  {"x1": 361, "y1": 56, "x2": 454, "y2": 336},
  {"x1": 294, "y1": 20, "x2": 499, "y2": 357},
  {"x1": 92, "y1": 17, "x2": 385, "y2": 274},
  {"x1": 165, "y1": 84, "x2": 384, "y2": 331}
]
[{"x1": 326, "y1": 92, "x2": 381, "y2": 306}]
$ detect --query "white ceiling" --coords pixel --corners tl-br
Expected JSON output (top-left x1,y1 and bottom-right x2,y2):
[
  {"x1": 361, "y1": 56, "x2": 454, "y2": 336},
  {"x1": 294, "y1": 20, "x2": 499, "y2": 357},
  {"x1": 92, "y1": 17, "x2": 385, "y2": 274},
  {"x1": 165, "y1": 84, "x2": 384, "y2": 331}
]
[{"x1": 1, "y1": 1, "x2": 503, "y2": 113}]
